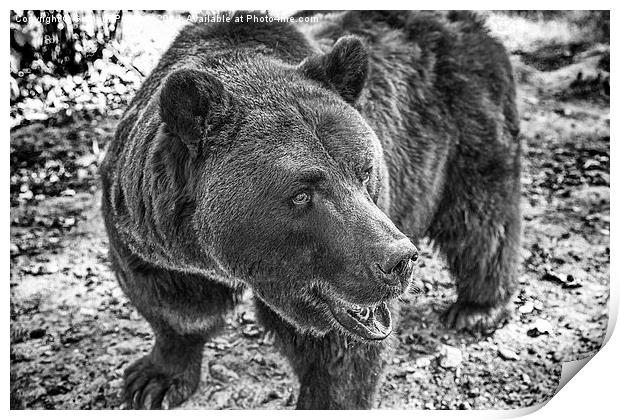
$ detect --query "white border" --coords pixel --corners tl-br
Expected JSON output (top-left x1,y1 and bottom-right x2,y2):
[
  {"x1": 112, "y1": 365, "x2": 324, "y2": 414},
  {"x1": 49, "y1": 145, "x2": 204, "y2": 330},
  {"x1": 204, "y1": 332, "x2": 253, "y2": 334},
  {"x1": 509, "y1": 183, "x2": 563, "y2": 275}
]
[{"x1": 6, "y1": 2, "x2": 617, "y2": 418}]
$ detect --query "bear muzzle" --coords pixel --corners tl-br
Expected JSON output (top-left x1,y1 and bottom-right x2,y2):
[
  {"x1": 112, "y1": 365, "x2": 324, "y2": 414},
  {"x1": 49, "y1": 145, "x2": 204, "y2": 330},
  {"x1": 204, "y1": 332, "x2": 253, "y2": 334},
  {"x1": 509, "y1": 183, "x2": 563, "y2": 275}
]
[{"x1": 324, "y1": 238, "x2": 421, "y2": 341}]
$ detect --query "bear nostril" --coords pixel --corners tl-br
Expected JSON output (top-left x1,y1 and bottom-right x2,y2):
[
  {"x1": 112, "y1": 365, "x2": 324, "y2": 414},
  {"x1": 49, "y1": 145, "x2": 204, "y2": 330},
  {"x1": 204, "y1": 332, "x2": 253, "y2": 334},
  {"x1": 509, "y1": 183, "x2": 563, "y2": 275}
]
[
  {"x1": 393, "y1": 259, "x2": 408, "y2": 276},
  {"x1": 378, "y1": 239, "x2": 418, "y2": 284},
  {"x1": 380, "y1": 256, "x2": 411, "y2": 277}
]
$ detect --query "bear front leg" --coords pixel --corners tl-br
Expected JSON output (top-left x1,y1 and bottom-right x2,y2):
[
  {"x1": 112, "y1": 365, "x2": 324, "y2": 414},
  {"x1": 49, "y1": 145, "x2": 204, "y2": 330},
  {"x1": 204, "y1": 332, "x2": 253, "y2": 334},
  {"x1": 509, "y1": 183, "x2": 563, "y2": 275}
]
[
  {"x1": 294, "y1": 336, "x2": 389, "y2": 410},
  {"x1": 113, "y1": 264, "x2": 241, "y2": 409},
  {"x1": 123, "y1": 329, "x2": 206, "y2": 409},
  {"x1": 430, "y1": 174, "x2": 521, "y2": 334},
  {"x1": 254, "y1": 298, "x2": 392, "y2": 409}
]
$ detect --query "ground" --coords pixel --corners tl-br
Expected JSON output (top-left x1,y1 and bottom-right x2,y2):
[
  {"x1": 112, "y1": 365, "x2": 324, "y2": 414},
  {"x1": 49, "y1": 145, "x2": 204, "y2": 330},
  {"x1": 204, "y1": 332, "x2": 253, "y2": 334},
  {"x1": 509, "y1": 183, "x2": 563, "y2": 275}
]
[{"x1": 10, "y1": 12, "x2": 609, "y2": 410}]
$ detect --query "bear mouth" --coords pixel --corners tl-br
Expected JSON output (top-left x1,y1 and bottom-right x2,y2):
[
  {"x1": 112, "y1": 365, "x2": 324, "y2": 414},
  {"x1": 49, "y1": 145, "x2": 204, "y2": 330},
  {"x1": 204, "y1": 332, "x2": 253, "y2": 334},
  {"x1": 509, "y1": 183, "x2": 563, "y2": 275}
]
[{"x1": 327, "y1": 299, "x2": 393, "y2": 341}]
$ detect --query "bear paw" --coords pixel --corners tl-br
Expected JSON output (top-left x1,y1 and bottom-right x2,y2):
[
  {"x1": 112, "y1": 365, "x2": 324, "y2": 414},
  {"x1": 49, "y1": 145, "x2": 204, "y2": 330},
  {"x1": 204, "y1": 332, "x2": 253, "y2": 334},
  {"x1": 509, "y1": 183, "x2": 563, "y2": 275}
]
[
  {"x1": 443, "y1": 302, "x2": 511, "y2": 334},
  {"x1": 122, "y1": 355, "x2": 201, "y2": 409}
]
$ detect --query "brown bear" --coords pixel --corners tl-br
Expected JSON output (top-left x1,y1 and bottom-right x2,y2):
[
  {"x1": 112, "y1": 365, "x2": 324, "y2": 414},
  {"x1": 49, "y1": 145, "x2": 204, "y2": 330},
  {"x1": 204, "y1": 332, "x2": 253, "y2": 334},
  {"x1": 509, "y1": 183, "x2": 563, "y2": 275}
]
[{"x1": 100, "y1": 10, "x2": 521, "y2": 409}]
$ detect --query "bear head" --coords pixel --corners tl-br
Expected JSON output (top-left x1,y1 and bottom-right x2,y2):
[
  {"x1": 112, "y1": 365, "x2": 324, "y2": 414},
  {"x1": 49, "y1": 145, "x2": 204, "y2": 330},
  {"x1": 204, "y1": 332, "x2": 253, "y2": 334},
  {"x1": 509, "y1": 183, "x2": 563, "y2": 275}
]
[{"x1": 156, "y1": 36, "x2": 420, "y2": 342}]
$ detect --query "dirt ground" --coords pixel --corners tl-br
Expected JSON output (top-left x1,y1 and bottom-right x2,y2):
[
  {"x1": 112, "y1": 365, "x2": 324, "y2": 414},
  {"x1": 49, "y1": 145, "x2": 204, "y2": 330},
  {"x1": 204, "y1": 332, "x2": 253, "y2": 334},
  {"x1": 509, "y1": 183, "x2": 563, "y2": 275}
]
[{"x1": 10, "y1": 12, "x2": 609, "y2": 409}]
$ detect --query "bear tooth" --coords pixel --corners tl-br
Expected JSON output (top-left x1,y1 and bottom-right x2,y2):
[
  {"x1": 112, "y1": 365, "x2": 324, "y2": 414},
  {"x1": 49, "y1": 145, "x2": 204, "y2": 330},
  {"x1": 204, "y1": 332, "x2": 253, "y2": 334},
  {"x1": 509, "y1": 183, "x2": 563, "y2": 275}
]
[{"x1": 359, "y1": 308, "x2": 370, "y2": 321}]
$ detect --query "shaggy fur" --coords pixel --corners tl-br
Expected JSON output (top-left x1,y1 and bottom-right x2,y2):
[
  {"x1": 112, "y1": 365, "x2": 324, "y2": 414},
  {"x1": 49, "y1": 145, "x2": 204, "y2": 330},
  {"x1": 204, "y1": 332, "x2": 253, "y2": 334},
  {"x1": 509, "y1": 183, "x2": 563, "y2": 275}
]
[{"x1": 100, "y1": 11, "x2": 520, "y2": 409}]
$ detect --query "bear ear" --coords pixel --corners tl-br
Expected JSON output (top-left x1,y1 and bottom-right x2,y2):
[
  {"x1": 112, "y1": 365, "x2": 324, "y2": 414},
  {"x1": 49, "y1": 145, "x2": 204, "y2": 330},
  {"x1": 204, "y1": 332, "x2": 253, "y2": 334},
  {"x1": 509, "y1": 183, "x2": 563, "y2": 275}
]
[
  {"x1": 298, "y1": 35, "x2": 369, "y2": 104},
  {"x1": 159, "y1": 69, "x2": 231, "y2": 156}
]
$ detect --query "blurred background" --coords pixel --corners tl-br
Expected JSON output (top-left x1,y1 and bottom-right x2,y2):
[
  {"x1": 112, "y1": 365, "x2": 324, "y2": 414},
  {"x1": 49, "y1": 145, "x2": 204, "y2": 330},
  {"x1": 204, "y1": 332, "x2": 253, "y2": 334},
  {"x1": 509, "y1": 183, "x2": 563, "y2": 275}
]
[{"x1": 10, "y1": 10, "x2": 609, "y2": 410}]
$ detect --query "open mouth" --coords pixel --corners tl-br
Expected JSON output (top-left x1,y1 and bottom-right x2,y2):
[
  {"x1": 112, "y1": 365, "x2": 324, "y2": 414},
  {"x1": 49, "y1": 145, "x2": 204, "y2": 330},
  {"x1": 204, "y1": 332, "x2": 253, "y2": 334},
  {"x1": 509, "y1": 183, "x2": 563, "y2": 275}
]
[{"x1": 327, "y1": 300, "x2": 393, "y2": 341}]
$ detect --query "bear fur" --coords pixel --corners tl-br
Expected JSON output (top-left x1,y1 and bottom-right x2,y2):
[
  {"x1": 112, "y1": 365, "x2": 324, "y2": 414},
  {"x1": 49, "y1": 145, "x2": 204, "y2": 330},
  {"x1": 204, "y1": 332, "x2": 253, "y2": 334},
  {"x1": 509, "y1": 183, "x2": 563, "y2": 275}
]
[{"x1": 100, "y1": 10, "x2": 521, "y2": 409}]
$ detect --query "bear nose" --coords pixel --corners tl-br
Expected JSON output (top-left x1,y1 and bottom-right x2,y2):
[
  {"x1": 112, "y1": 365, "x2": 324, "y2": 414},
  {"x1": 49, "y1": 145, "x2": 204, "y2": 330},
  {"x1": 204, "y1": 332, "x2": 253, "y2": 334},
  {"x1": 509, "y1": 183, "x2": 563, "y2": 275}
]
[{"x1": 377, "y1": 239, "x2": 418, "y2": 286}]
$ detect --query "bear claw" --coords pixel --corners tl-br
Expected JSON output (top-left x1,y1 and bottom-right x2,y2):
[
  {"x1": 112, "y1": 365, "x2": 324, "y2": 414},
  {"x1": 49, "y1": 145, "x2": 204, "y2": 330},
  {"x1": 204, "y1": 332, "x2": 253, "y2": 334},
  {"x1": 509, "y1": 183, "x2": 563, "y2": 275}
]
[
  {"x1": 122, "y1": 355, "x2": 200, "y2": 409},
  {"x1": 443, "y1": 302, "x2": 511, "y2": 334}
]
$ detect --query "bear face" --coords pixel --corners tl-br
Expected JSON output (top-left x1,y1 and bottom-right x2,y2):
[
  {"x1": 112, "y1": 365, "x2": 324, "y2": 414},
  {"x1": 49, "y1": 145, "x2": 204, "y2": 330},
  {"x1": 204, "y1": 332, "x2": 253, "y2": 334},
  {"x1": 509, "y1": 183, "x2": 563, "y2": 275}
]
[{"x1": 157, "y1": 37, "x2": 419, "y2": 342}]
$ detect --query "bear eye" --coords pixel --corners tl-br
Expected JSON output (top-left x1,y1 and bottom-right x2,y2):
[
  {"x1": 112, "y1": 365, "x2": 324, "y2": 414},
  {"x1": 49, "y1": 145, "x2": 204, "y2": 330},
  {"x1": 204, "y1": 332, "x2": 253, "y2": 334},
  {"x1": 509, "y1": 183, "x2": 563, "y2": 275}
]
[
  {"x1": 361, "y1": 168, "x2": 372, "y2": 184},
  {"x1": 292, "y1": 191, "x2": 311, "y2": 206}
]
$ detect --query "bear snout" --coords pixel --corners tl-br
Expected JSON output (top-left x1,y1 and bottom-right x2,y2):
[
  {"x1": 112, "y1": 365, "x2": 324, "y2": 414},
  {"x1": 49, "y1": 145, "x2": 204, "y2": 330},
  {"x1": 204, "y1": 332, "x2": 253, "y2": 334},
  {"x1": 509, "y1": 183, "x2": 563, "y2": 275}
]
[{"x1": 376, "y1": 238, "x2": 419, "y2": 290}]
